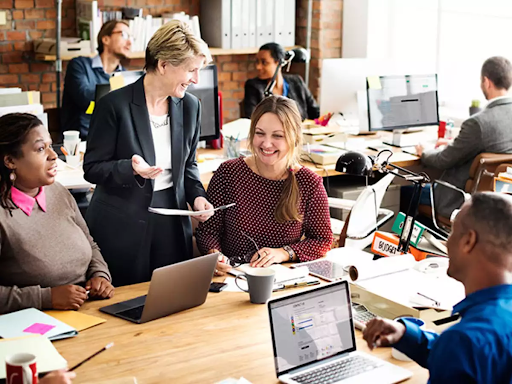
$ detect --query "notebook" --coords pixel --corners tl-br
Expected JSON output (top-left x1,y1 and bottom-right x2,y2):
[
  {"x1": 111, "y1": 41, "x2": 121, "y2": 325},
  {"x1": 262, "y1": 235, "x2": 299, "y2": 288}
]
[
  {"x1": 44, "y1": 310, "x2": 106, "y2": 332},
  {"x1": 0, "y1": 308, "x2": 78, "y2": 341}
]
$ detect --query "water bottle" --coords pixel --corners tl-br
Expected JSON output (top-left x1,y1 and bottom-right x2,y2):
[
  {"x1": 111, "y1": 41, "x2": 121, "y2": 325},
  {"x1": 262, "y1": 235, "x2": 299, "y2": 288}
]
[{"x1": 445, "y1": 119, "x2": 455, "y2": 140}]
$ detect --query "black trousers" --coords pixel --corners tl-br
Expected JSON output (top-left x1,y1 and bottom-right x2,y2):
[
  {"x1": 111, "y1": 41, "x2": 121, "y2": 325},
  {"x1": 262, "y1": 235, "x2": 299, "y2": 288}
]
[{"x1": 139, "y1": 186, "x2": 190, "y2": 282}]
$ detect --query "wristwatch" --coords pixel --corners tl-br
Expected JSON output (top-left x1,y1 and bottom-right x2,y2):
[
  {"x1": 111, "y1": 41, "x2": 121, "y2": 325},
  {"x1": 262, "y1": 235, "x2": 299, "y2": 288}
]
[{"x1": 283, "y1": 245, "x2": 295, "y2": 262}]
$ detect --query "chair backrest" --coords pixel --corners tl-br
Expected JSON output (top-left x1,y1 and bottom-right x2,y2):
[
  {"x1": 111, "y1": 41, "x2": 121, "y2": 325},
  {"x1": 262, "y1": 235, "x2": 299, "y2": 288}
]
[
  {"x1": 466, "y1": 153, "x2": 512, "y2": 193},
  {"x1": 346, "y1": 173, "x2": 395, "y2": 238}
]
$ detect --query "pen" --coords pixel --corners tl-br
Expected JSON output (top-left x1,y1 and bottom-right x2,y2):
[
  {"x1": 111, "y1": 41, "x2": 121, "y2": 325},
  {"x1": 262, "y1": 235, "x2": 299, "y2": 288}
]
[
  {"x1": 60, "y1": 146, "x2": 69, "y2": 156},
  {"x1": 283, "y1": 281, "x2": 309, "y2": 289},
  {"x1": 69, "y1": 342, "x2": 114, "y2": 371},
  {"x1": 417, "y1": 292, "x2": 440, "y2": 307},
  {"x1": 215, "y1": 203, "x2": 236, "y2": 211}
]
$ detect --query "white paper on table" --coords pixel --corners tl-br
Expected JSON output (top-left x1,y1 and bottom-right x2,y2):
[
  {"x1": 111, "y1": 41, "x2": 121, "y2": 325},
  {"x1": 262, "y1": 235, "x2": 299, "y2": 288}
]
[
  {"x1": 148, "y1": 203, "x2": 235, "y2": 217},
  {"x1": 349, "y1": 254, "x2": 416, "y2": 282}
]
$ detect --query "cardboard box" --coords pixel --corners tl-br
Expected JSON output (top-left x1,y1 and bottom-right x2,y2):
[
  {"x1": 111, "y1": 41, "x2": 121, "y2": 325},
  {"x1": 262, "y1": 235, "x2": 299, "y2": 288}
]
[{"x1": 34, "y1": 38, "x2": 91, "y2": 57}]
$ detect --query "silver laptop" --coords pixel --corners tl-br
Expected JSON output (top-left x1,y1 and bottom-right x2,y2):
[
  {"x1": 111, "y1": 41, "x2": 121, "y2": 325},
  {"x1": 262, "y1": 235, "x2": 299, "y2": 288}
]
[
  {"x1": 267, "y1": 280, "x2": 412, "y2": 384},
  {"x1": 100, "y1": 253, "x2": 218, "y2": 324}
]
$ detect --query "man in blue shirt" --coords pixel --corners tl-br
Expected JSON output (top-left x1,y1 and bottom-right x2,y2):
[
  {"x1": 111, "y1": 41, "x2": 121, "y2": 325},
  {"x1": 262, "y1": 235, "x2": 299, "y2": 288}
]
[
  {"x1": 363, "y1": 192, "x2": 512, "y2": 383},
  {"x1": 61, "y1": 20, "x2": 131, "y2": 139}
]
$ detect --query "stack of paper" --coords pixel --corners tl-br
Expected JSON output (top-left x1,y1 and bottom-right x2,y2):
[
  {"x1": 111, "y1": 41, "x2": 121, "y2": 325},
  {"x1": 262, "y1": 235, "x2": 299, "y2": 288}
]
[
  {"x1": 0, "y1": 308, "x2": 78, "y2": 341},
  {"x1": 0, "y1": 336, "x2": 67, "y2": 379}
]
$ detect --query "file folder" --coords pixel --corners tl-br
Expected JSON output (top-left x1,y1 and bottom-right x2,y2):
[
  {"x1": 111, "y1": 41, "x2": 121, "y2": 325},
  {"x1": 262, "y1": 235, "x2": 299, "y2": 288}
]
[{"x1": 200, "y1": 0, "x2": 231, "y2": 49}]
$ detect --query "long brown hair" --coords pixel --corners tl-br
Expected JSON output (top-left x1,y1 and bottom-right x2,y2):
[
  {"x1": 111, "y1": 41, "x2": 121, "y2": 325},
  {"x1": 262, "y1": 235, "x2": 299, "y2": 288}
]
[
  {"x1": 0, "y1": 113, "x2": 43, "y2": 211},
  {"x1": 248, "y1": 96, "x2": 303, "y2": 223}
]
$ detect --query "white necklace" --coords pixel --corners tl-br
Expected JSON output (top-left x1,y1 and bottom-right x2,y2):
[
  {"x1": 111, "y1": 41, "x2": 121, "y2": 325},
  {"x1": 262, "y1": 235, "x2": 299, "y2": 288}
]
[{"x1": 150, "y1": 115, "x2": 169, "y2": 129}]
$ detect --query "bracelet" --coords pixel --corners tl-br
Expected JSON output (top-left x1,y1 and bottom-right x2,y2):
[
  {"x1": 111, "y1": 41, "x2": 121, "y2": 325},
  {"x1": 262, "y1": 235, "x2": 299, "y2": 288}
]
[{"x1": 283, "y1": 245, "x2": 295, "y2": 262}]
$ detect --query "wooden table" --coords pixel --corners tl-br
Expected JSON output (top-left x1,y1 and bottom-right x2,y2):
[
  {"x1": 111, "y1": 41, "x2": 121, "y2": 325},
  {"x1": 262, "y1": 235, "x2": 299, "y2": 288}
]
[{"x1": 54, "y1": 283, "x2": 428, "y2": 384}]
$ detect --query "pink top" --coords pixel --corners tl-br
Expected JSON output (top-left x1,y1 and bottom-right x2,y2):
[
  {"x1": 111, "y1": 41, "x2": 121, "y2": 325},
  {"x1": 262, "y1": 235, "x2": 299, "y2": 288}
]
[
  {"x1": 196, "y1": 157, "x2": 333, "y2": 262},
  {"x1": 11, "y1": 187, "x2": 47, "y2": 216}
]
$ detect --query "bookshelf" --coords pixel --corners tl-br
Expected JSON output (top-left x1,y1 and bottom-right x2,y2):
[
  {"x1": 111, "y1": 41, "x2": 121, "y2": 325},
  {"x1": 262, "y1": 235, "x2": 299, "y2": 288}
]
[{"x1": 34, "y1": 46, "x2": 299, "y2": 62}]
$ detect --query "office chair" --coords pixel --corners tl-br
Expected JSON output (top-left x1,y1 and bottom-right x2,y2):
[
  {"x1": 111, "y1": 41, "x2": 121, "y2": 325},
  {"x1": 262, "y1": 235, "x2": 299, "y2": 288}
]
[
  {"x1": 418, "y1": 152, "x2": 512, "y2": 230},
  {"x1": 329, "y1": 173, "x2": 395, "y2": 250}
]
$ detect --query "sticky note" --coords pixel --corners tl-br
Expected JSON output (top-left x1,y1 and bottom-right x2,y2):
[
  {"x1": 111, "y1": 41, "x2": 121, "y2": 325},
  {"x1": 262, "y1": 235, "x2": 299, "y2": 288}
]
[
  {"x1": 23, "y1": 323, "x2": 56, "y2": 335},
  {"x1": 86, "y1": 101, "x2": 95, "y2": 115},
  {"x1": 367, "y1": 76, "x2": 382, "y2": 90}
]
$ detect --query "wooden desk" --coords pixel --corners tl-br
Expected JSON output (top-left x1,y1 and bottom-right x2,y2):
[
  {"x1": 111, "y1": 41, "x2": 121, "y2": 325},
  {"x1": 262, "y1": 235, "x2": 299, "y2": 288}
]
[{"x1": 54, "y1": 283, "x2": 428, "y2": 383}]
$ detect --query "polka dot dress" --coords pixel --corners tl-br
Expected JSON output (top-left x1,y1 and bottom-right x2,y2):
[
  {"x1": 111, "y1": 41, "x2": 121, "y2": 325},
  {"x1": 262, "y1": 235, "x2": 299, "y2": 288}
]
[{"x1": 196, "y1": 157, "x2": 333, "y2": 262}]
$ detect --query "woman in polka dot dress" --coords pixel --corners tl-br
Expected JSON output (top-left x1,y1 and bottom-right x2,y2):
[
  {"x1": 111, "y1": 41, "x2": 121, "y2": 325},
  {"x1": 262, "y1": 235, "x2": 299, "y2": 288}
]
[{"x1": 196, "y1": 96, "x2": 333, "y2": 276}]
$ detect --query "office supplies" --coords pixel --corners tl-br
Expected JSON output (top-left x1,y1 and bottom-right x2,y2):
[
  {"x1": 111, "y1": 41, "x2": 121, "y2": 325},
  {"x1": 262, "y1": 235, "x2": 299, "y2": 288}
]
[
  {"x1": 100, "y1": 253, "x2": 218, "y2": 323},
  {"x1": 0, "y1": 308, "x2": 77, "y2": 341},
  {"x1": 267, "y1": 280, "x2": 412, "y2": 383},
  {"x1": 351, "y1": 302, "x2": 377, "y2": 331},
  {"x1": 0, "y1": 336, "x2": 67, "y2": 379},
  {"x1": 200, "y1": 0, "x2": 231, "y2": 49},
  {"x1": 60, "y1": 146, "x2": 69, "y2": 156},
  {"x1": 69, "y1": 342, "x2": 114, "y2": 371},
  {"x1": 43, "y1": 310, "x2": 106, "y2": 332},
  {"x1": 148, "y1": 203, "x2": 235, "y2": 217},
  {"x1": 391, "y1": 212, "x2": 426, "y2": 247}
]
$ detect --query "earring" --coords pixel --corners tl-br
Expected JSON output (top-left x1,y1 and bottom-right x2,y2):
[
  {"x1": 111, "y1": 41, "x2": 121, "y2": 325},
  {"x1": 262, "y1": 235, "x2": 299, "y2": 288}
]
[{"x1": 9, "y1": 170, "x2": 16, "y2": 182}]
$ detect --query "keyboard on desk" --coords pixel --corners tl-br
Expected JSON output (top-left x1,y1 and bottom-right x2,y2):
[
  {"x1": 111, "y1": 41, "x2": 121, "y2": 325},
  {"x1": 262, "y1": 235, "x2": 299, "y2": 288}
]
[{"x1": 291, "y1": 355, "x2": 383, "y2": 384}]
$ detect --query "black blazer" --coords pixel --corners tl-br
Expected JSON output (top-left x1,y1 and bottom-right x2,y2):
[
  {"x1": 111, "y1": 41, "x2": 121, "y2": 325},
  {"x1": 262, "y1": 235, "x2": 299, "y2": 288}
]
[
  {"x1": 243, "y1": 74, "x2": 320, "y2": 120},
  {"x1": 83, "y1": 76, "x2": 207, "y2": 284}
]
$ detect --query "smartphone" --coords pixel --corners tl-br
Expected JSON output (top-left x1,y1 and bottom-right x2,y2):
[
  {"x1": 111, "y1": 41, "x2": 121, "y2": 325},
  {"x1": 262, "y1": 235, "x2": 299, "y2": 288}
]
[{"x1": 209, "y1": 282, "x2": 227, "y2": 293}]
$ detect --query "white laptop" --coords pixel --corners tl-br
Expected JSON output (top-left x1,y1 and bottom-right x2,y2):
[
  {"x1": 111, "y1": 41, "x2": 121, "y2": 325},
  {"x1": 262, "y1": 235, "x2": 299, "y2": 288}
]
[{"x1": 267, "y1": 280, "x2": 412, "y2": 384}]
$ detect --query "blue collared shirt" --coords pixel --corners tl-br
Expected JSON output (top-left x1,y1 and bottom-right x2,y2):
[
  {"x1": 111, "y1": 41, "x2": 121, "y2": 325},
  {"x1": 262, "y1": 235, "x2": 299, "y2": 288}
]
[
  {"x1": 393, "y1": 284, "x2": 512, "y2": 383},
  {"x1": 61, "y1": 55, "x2": 124, "y2": 139},
  {"x1": 283, "y1": 78, "x2": 289, "y2": 98}
]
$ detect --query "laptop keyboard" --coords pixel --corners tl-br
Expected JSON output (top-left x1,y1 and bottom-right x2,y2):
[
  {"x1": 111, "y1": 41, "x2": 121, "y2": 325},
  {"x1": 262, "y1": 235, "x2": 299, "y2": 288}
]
[
  {"x1": 292, "y1": 355, "x2": 383, "y2": 384},
  {"x1": 117, "y1": 305, "x2": 144, "y2": 321}
]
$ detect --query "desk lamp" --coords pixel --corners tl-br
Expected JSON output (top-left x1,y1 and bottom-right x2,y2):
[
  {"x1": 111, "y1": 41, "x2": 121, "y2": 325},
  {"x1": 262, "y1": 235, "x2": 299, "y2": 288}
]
[
  {"x1": 336, "y1": 149, "x2": 431, "y2": 254},
  {"x1": 264, "y1": 48, "x2": 310, "y2": 97}
]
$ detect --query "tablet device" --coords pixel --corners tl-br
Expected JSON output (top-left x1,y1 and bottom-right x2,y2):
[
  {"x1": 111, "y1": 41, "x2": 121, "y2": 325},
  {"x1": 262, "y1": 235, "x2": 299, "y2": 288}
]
[{"x1": 298, "y1": 259, "x2": 348, "y2": 282}]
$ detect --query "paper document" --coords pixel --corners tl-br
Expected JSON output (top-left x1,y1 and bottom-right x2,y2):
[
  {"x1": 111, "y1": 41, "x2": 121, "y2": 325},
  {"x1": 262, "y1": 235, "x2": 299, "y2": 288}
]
[
  {"x1": 0, "y1": 335, "x2": 67, "y2": 378},
  {"x1": 149, "y1": 203, "x2": 235, "y2": 217},
  {"x1": 44, "y1": 310, "x2": 106, "y2": 332},
  {"x1": 237, "y1": 264, "x2": 309, "y2": 285}
]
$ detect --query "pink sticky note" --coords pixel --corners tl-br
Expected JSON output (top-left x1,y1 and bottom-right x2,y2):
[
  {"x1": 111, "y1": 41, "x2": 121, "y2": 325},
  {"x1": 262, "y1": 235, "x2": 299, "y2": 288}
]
[{"x1": 23, "y1": 322, "x2": 56, "y2": 335}]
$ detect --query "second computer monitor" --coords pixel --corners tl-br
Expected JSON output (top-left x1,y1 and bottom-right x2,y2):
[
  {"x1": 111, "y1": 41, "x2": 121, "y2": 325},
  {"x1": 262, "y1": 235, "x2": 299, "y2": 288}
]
[{"x1": 367, "y1": 74, "x2": 439, "y2": 132}]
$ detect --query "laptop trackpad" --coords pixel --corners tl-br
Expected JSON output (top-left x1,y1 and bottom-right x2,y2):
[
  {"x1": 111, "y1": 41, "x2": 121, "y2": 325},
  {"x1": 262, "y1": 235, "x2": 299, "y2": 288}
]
[{"x1": 101, "y1": 295, "x2": 147, "y2": 314}]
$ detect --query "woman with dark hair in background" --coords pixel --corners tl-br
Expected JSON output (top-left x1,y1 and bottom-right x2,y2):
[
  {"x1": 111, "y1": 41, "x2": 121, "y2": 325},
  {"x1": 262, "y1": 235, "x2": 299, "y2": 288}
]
[
  {"x1": 0, "y1": 113, "x2": 113, "y2": 315},
  {"x1": 197, "y1": 96, "x2": 332, "y2": 276},
  {"x1": 243, "y1": 42, "x2": 320, "y2": 120}
]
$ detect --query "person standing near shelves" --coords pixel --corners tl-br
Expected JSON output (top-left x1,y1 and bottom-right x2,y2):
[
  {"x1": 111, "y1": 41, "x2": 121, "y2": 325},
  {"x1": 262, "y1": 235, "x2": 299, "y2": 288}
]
[
  {"x1": 61, "y1": 20, "x2": 132, "y2": 139},
  {"x1": 84, "y1": 20, "x2": 214, "y2": 286},
  {"x1": 243, "y1": 42, "x2": 320, "y2": 121}
]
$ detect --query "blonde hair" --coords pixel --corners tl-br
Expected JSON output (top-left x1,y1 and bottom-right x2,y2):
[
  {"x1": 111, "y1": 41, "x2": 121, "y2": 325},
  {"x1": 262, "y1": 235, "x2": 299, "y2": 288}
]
[
  {"x1": 248, "y1": 96, "x2": 303, "y2": 223},
  {"x1": 144, "y1": 19, "x2": 212, "y2": 72}
]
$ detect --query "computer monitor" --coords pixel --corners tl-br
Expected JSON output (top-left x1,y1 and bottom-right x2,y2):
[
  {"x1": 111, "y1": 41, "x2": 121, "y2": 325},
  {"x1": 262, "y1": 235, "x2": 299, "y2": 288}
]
[
  {"x1": 188, "y1": 64, "x2": 220, "y2": 141},
  {"x1": 366, "y1": 74, "x2": 439, "y2": 132},
  {"x1": 94, "y1": 65, "x2": 220, "y2": 141}
]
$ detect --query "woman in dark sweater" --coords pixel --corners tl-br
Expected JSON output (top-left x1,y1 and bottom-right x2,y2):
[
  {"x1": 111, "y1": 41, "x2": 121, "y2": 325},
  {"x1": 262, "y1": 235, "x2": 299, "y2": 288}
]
[
  {"x1": 243, "y1": 42, "x2": 320, "y2": 120},
  {"x1": 197, "y1": 96, "x2": 332, "y2": 276},
  {"x1": 0, "y1": 113, "x2": 113, "y2": 314}
]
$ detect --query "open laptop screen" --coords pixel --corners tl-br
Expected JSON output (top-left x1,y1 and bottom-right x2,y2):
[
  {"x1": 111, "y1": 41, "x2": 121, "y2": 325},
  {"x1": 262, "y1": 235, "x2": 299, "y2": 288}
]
[{"x1": 268, "y1": 281, "x2": 356, "y2": 376}]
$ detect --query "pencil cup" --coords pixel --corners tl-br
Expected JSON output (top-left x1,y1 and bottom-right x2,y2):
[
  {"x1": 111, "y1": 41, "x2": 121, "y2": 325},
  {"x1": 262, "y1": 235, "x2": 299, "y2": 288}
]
[
  {"x1": 391, "y1": 317, "x2": 425, "y2": 361},
  {"x1": 66, "y1": 154, "x2": 81, "y2": 168},
  {"x1": 5, "y1": 353, "x2": 38, "y2": 384},
  {"x1": 63, "y1": 130, "x2": 80, "y2": 141},
  {"x1": 225, "y1": 139, "x2": 240, "y2": 159},
  {"x1": 235, "y1": 267, "x2": 275, "y2": 304}
]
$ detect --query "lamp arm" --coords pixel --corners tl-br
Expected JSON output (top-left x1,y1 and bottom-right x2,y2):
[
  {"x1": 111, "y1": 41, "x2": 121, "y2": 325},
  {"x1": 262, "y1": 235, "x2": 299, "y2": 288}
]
[{"x1": 264, "y1": 58, "x2": 285, "y2": 97}]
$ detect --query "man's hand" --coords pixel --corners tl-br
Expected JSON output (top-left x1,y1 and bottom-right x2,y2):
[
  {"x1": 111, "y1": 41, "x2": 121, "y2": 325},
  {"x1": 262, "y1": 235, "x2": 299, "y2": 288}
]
[
  {"x1": 193, "y1": 196, "x2": 214, "y2": 222},
  {"x1": 362, "y1": 318, "x2": 406, "y2": 350},
  {"x1": 85, "y1": 277, "x2": 115, "y2": 299},
  {"x1": 415, "y1": 144, "x2": 424, "y2": 157},
  {"x1": 435, "y1": 138, "x2": 451, "y2": 148},
  {"x1": 51, "y1": 285, "x2": 88, "y2": 310},
  {"x1": 132, "y1": 154, "x2": 163, "y2": 179},
  {"x1": 250, "y1": 247, "x2": 288, "y2": 268}
]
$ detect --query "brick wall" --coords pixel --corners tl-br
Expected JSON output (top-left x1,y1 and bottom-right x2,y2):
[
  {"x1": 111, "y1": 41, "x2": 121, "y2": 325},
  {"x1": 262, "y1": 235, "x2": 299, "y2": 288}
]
[{"x1": 0, "y1": 0, "x2": 342, "y2": 124}]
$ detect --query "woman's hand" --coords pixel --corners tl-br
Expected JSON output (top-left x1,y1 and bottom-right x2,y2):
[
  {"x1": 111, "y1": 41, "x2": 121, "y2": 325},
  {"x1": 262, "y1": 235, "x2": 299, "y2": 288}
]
[
  {"x1": 39, "y1": 370, "x2": 76, "y2": 384},
  {"x1": 250, "y1": 247, "x2": 288, "y2": 268},
  {"x1": 193, "y1": 196, "x2": 214, "y2": 222},
  {"x1": 51, "y1": 285, "x2": 88, "y2": 310},
  {"x1": 85, "y1": 277, "x2": 115, "y2": 299},
  {"x1": 210, "y1": 250, "x2": 232, "y2": 276},
  {"x1": 132, "y1": 154, "x2": 163, "y2": 179}
]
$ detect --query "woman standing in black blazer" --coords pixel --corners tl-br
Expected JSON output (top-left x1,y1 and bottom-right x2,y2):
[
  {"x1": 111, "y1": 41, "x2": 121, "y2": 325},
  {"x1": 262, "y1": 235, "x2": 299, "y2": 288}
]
[
  {"x1": 84, "y1": 20, "x2": 214, "y2": 286},
  {"x1": 243, "y1": 42, "x2": 320, "y2": 120}
]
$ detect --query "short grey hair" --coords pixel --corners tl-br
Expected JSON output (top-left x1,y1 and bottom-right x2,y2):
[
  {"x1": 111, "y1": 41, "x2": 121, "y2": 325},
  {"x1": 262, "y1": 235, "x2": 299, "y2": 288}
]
[{"x1": 462, "y1": 192, "x2": 512, "y2": 249}]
